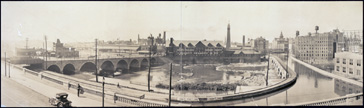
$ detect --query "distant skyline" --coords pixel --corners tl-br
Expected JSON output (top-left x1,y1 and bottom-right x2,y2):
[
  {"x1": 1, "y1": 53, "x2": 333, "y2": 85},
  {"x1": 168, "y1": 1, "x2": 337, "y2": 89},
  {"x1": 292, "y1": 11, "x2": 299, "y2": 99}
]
[{"x1": 1, "y1": 1, "x2": 363, "y2": 44}]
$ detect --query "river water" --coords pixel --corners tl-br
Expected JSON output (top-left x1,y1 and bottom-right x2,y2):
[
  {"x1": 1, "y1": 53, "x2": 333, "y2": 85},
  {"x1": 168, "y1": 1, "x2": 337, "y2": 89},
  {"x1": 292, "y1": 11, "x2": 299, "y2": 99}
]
[{"x1": 189, "y1": 59, "x2": 363, "y2": 106}]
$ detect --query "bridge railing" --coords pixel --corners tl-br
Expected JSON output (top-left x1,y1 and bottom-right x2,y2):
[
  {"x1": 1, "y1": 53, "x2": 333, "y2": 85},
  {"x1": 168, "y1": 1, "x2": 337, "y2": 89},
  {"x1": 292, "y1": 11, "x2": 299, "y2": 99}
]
[
  {"x1": 41, "y1": 74, "x2": 64, "y2": 85},
  {"x1": 12, "y1": 65, "x2": 39, "y2": 76},
  {"x1": 114, "y1": 93, "x2": 168, "y2": 107},
  {"x1": 285, "y1": 93, "x2": 363, "y2": 106}
]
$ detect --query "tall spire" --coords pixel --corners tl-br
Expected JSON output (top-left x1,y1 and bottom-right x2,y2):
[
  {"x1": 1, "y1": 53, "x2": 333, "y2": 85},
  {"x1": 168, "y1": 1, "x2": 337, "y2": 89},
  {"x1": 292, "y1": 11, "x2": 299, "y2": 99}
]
[{"x1": 280, "y1": 31, "x2": 284, "y2": 38}]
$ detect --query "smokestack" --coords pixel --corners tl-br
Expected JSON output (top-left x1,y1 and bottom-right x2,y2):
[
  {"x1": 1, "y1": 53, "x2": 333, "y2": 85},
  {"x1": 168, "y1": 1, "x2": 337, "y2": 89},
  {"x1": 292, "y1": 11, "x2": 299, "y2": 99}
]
[
  {"x1": 242, "y1": 35, "x2": 245, "y2": 47},
  {"x1": 169, "y1": 38, "x2": 174, "y2": 46},
  {"x1": 163, "y1": 31, "x2": 166, "y2": 44}
]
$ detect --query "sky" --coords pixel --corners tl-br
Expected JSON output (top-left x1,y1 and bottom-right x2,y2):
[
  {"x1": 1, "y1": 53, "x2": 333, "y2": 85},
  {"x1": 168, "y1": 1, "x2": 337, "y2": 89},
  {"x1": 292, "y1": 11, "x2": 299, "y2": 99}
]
[{"x1": 1, "y1": 1, "x2": 363, "y2": 45}]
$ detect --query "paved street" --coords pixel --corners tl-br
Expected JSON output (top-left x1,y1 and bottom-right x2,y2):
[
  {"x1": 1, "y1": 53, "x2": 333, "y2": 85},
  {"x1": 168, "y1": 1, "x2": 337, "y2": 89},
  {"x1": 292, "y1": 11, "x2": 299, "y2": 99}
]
[{"x1": 1, "y1": 75, "x2": 52, "y2": 107}]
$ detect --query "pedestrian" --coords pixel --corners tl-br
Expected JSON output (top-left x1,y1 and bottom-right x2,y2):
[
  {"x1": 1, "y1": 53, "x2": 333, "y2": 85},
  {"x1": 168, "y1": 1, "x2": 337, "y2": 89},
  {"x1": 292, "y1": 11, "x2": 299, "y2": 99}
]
[
  {"x1": 117, "y1": 83, "x2": 120, "y2": 88},
  {"x1": 68, "y1": 82, "x2": 71, "y2": 90},
  {"x1": 77, "y1": 84, "x2": 80, "y2": 97}
]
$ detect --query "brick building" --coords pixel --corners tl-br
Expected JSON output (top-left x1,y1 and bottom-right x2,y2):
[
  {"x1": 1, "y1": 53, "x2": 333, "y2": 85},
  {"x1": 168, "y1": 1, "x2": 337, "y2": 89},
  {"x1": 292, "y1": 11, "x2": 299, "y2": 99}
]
[{"x1": 294, "y1": 29, "x2": 344, "y2": 65}]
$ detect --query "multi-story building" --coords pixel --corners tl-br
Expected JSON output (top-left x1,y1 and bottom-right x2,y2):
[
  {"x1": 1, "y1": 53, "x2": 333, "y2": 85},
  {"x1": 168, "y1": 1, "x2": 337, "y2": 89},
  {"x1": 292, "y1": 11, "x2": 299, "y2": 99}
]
[
  {"x1": 271, "y1": 32, "x2": 289, "y2": 53},
  {"x1": 253, "y1": 36, "x2": 268, "y2": 55},
  {"x1": 334, "y1": 52, "x2": 363, "y2": 81},
  {"x1": 294, "y1": 28, "x2": 344, "y2": 65},
  {"x1": 138, "y1": 31, "x2": 166, "y2": 45},
  {"x1": 52, "y1": 39, "x2": 79, "y2": 58}
]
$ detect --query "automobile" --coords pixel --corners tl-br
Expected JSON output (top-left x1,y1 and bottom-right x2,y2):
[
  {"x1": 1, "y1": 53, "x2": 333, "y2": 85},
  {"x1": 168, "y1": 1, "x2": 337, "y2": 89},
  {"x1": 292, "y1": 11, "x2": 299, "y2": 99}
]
[
  {"x1": 49, "y1": 93, "x2": 72, "y2": 107},
  {"x1": 114, "y1": 71, "x2": 122, "y2": 76}
]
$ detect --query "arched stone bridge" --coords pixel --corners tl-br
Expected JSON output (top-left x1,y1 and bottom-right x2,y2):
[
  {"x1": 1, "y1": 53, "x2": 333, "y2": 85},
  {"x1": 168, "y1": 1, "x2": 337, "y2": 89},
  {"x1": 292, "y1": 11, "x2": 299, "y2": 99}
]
[{"x1": 44, "y1": 57, "x2": 162, "y2": 75}]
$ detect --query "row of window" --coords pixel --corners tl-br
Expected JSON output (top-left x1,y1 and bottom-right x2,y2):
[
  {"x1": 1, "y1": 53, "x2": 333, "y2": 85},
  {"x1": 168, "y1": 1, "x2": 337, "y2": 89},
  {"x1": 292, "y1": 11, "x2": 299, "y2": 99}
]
[
  {"x1": 336, "y1": 58, "x2": 362, "y2": 66},
  {"x1": 336, "y1": 66, "x2": 361, "y2": 75}
]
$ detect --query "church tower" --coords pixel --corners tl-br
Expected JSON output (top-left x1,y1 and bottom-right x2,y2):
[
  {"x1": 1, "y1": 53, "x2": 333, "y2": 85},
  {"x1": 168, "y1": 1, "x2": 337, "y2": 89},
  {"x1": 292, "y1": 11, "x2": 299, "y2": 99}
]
[{"x1": 226, "y1": 23, "x2": 231, "y2": 49}]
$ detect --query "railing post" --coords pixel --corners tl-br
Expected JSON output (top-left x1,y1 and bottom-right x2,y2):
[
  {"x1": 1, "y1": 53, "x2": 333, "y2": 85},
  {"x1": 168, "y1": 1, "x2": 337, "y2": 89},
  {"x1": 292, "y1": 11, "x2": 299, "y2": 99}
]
[{"x1": 114, "y1": 93, "x2": 116, "y2": 104}]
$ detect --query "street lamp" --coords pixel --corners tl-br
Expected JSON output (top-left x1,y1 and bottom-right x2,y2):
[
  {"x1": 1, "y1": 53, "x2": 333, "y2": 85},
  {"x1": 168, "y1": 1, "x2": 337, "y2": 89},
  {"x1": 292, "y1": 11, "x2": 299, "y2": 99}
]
[{"x1": 102, "y1": 76, "x2": 105, "y2": 107}]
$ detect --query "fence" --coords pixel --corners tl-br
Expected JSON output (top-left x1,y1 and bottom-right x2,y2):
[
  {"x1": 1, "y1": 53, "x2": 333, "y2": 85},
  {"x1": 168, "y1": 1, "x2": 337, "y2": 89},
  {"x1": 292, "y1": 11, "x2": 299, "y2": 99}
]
[
  {"x1": 287, "y1": 93, "x2": 363, "y2": 106},
  {"x1": 41, "y1": 74, "x2": 64, "y2": 85},
  {"x1": 114, "y1": 93, "x2": 168, "y2": 107}
]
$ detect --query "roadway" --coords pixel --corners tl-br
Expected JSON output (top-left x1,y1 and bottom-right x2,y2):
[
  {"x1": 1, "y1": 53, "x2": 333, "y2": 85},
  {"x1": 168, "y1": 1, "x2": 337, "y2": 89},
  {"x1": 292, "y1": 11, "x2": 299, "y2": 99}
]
[
  {"x1": 1, "y1": 75, "x2": 52, "y2": 107},
  {"x1": 1, "y1": 60, "x2": 135, "y2": 107}
]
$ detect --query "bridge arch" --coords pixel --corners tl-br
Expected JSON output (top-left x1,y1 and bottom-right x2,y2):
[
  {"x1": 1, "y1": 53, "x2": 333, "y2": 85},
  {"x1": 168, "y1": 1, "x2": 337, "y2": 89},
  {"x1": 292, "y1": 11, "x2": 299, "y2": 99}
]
[
  {"x1": 150, "y1": 58, "x2": 157, "y2": 66},
  {"x1": 101, "y1": 61, "x2": 114, "y2": 76},
  {"x1": 80, "y1": 62, "x2": 96, "y2": 73},
  {"x1": 116, "y1": 60, "x2": 128, "y2": 73},
  {"x1": 140, "y1": 58, "x2": 148, "y2": 70},
  {"x1": 129, "y1": 59, "x2": 139, "y2": 72},
  {"x1": 63, "y1": 64, "x2": 76, "y2": 75},
  {"x1": 47, "y1": 65, "x2": 61, "y2": 73}
]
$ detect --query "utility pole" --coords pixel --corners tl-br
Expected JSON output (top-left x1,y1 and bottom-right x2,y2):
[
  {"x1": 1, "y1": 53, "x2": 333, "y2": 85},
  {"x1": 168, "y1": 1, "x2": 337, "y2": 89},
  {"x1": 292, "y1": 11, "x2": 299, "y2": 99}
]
[
  {"x1": 102, "y1": 76, "x2": 105, "y2": 107},
  {"x1": 5, "y1": 52, "x2": 7, "y2": 77},
  {"x1": 45, "y1": 35, "x2": 48, "y2": 70},
  {"x1": 95, "y1": 39, "x2": 99, "y2": 82},
  {"x1": 8, "y1": 59, "x2": 10, "y2": 78},
  {"x1": 168, "y1": 63, "x2": 172, "y2": 107},
  {"x1": 266, "y1": 52, "x2": 270, "y2": 86},
  {"x1": 286, "y1": 47, "x2": 289, "y2": 79},
  {"x1": 148, "y1": 35, "x2": 154, "y2": 92}
]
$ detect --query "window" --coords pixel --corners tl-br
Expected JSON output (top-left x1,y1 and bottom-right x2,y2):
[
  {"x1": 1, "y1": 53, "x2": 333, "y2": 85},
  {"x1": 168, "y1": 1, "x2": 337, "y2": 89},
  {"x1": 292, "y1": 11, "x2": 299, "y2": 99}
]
[
  {"x1": 358, "y1": 60, "x2": 361, "y2": 66},
  {"x1": 343, "y1": 59, "x2": 346, "y2": 64},
  {"x1": 336, "y1": 66, "x2": 340, "y2": 71},
  {"x1": 350, "y1": 59, "x2": 353, "y2": 65},
  {"x1": 336, "y1": 58, "x2": 340, "y2": 63},
  {"x1": 349, "y1": 68, "x2": 353, "y2": 74},
  {"x1": 343, "y1": 67, "x2": 346, "y2": 73},
  {"x1": 357, "y1": 70, "x2": 361, "y2": 76}
]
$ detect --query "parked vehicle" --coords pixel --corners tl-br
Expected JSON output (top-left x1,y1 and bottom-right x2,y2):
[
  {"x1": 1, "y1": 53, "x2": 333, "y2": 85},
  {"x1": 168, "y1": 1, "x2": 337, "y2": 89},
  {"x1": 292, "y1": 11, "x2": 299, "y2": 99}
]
[
  {"x1": 114, "y1": 71, "x2": 122, "y2": 76},
  {"x1": 49, "y1": 93, "x2": 72, "y2": 107}
]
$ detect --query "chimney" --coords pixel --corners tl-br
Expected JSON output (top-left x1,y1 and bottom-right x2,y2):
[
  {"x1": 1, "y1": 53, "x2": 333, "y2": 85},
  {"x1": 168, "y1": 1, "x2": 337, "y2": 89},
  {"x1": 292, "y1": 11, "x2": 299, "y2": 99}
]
[
  {"x1": 170, "y1": 37, "x2": 174, "y2": 46},
  {"x1": 242, "y1": 35, "x2": 245, "y2": 47},
  {"x1": 163, "y1": 31, "x2": 166, "y2": 44},
  {"x1": 296, "y1": 31, "x2": 299, "y2": 37}
]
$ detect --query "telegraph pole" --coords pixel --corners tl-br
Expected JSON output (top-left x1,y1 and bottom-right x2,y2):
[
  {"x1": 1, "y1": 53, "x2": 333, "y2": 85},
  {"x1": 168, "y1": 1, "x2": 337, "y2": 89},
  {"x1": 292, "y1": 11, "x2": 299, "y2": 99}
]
[
  {"x1": 102, "y1": 76, "x2": 105, "y2": 107},
  {"x1": 45, "y1": 35, "x2": 48, "y2": 70},
  {"x1": 95, "y1": 39, "x2": 99, "y2": 82},
  {"x1": 266, "y1": 52, "x2": 270, "y2": 86},
  {"x1": 5, "y1": 52, "x2": 7, "y2": 77},
  {"x1": 286, "y1": 47, "x2": 289, "y2": 78},
  {"x1": 148, "y1": 35, "x2": 154, "y2": 92},
  {"x1": 168, "y1": 63, "x2": 172, "y2": 107},
  {"x1": 8, "y1": 59, "x2": 10, "y2": 78}
]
